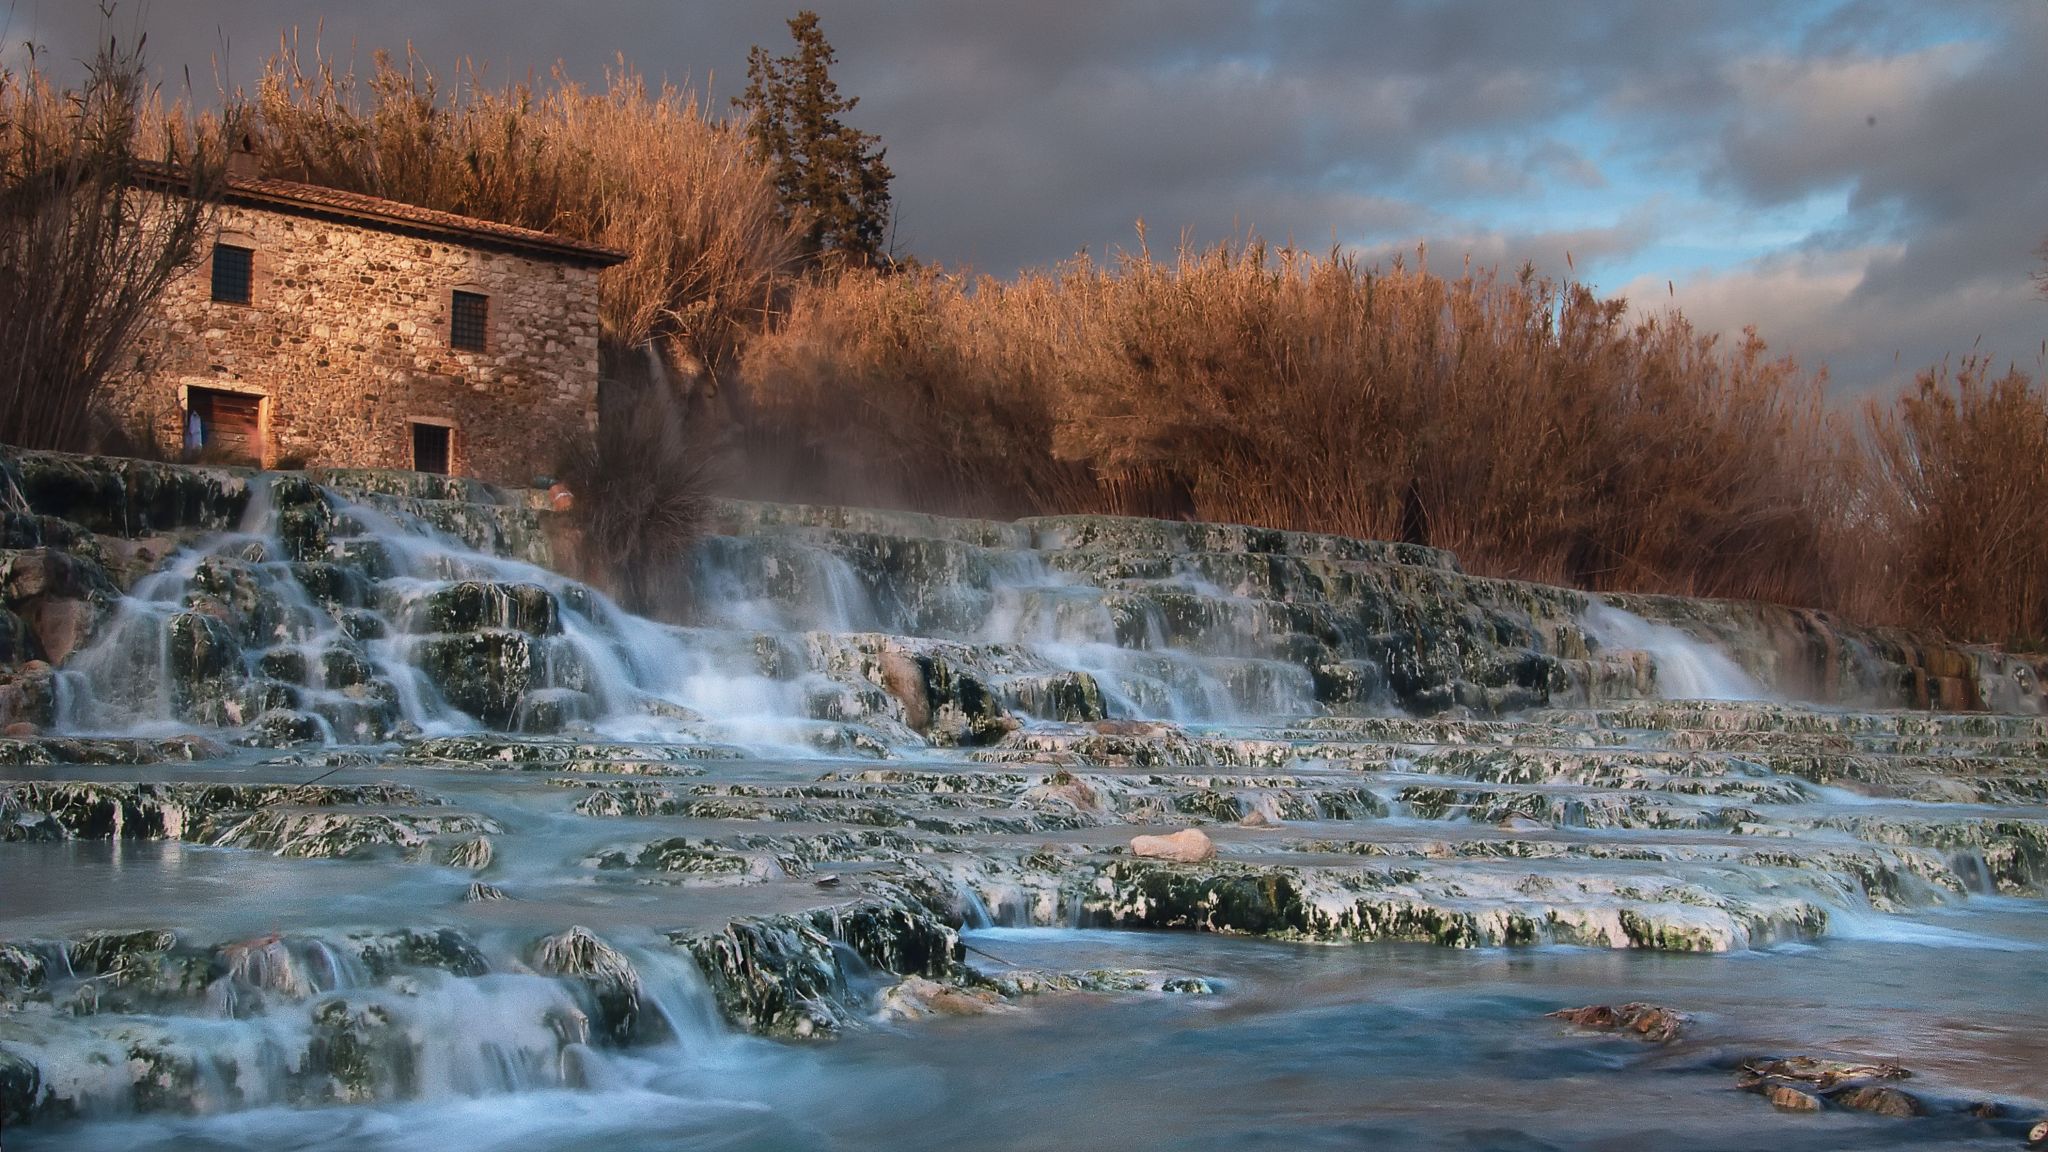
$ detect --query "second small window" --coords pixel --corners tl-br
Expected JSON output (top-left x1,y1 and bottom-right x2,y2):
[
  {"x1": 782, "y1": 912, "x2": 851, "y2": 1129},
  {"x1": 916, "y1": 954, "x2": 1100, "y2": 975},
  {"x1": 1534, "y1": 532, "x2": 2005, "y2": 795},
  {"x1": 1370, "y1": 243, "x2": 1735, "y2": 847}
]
[
  {"x1": 451, "y1": 290, "x2": 489, "y2": 351},
  {"x1": 211, "y1": 244, "x2": 253, "y2": 304}
]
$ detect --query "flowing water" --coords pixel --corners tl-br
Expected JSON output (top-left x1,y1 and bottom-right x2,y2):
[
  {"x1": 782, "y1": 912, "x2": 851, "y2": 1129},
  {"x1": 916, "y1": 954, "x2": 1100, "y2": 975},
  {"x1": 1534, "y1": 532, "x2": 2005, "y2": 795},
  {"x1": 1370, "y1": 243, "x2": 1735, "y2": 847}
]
[
  {"x1": 3, "y1": 467, "x2": 2045, "y2": 1149},
  {"x1": 11, "y1": 913, "x2": 2045, "y2": 1151}
]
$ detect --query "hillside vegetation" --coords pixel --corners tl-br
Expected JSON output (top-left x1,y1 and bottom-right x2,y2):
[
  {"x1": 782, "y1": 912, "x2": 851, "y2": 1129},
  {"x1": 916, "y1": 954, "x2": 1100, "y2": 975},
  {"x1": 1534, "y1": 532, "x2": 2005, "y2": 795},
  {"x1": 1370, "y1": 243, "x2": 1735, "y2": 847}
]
[
  {"x1": 741, "y1": 247, "x2": 2048, "y2": 647},
  {"x1": 6, "y1": 37, "x2": 2045, "y2": 647}
]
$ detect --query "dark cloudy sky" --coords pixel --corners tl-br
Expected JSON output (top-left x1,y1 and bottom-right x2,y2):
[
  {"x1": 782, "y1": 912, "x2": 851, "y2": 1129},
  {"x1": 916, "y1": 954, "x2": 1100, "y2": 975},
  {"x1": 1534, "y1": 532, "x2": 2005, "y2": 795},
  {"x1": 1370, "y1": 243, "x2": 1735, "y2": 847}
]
[{"x1": 6, "y1": 0, "x2": 2044, "y2": 394}]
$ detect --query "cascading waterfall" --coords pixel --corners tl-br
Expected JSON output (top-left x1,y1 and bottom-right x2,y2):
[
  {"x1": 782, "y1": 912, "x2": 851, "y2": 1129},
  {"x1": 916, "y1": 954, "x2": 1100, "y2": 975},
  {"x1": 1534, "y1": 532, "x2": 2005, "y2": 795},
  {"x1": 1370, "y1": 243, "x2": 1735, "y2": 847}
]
[
  {"x1": 4, "y1": 933, "x2": 736, "y2": 1119},
  {"x1": 53, "y1": 478, "x2": 883, "y2": 753},
  {"x1": 1580, "y1": 601, "x2": 1770, "y2": 701},
  {"x1": 48, "y1": 471, "x2": 1788, "y2": 754},
  {"x1": 8, "y1": 461, "x2": 2047, "y2": 1149}
]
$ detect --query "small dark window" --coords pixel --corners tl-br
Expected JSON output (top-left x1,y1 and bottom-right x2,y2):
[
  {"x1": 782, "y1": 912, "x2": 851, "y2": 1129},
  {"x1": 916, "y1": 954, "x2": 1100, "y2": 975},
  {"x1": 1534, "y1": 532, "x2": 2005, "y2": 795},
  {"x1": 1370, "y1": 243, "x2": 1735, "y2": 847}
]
[
  {"x1": 450, "y1": 290, "x2": 488, "y2": 351},
  {"x1": 412, "y1": 422, "x2": 451, "y2": 475},
  {"x1": 211, "y1": 244, "x2": 253, "y2": 304}
]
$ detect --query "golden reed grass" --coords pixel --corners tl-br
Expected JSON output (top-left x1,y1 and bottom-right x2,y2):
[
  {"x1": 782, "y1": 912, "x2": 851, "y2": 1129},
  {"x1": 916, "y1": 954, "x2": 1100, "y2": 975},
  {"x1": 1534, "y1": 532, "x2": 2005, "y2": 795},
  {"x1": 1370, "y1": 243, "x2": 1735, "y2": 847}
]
[{"x1": 742, "y1": 239, "x2": 2048, "y2": 646}]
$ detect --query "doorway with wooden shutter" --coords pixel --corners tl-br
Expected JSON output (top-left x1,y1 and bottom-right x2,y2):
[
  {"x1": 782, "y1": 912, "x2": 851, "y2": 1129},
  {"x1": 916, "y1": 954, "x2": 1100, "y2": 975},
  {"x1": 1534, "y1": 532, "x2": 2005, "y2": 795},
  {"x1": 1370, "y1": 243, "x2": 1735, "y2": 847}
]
[{"x1": 185, "y1": 387, "x2": 265, "y2": 465}]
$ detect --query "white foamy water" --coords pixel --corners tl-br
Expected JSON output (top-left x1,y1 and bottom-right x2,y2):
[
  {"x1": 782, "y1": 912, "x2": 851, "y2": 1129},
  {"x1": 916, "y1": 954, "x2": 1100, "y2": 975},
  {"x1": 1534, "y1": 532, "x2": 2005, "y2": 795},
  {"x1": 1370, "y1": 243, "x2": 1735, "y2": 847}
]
[{"x1": 1581, "y1": 601, "x2": 1769, "y2": 701}]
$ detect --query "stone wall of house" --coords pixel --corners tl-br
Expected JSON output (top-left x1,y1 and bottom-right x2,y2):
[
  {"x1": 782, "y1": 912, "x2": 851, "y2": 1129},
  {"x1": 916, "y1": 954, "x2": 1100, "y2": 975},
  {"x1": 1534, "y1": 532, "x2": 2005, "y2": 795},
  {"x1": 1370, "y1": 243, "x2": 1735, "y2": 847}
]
[{"x1": 115, "y1": 201, "x2": 602, "y2": 485}]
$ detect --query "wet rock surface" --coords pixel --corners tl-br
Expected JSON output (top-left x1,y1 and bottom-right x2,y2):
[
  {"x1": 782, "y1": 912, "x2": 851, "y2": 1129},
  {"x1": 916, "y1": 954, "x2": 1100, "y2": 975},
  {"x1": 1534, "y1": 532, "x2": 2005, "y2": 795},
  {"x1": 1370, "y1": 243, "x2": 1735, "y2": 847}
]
[
  {"x1": 1549, "y1": 1002, "x2": 1692, "y2": 1042},
  {"x1": 0, "y1": 454, "x2": 2043, "y2": 1138}
]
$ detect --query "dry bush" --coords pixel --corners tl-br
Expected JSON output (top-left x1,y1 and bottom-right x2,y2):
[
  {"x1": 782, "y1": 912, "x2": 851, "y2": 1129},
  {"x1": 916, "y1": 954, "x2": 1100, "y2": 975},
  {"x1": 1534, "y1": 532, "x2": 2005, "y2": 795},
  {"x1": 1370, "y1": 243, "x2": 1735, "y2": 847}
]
[
  {"x1": 744, "y1": 238, "x2": 1846, "y2": 608},
  {"x1": 554, "y1": 344, "x2": 712, "y2": 616},
  {"x1": 1863, "y1": 360, "x2": 2048, "y2": 644},
  {"x1": 251, "y1": 38, "x2": 799, "y2": 385},
  {"x1": 0, "y1": 39, "x2": 230, "y2": 452},
  {"x1": 738, "y1": 264, "x2": 1093, "y2": 516}
]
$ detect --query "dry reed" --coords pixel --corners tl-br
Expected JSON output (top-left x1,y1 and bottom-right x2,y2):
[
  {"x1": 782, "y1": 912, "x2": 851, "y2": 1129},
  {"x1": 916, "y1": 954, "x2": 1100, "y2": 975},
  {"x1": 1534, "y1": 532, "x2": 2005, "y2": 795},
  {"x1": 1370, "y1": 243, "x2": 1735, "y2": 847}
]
[
  {"x1": 0, "y1": 39, "x2": 231, "y2": 452},
  {"x1": 743, "y1": 239, "x2": 1851, "y2": 607},
  {"x1": 1863, "y1": 359, "x2": 2048, "y2": 645}
]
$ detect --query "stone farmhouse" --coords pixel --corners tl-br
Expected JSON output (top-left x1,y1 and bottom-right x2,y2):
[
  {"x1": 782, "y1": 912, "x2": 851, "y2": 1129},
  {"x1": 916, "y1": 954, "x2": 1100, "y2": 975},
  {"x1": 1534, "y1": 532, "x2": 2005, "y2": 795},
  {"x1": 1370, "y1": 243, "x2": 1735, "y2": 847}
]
[{"x1": 116, "y1": 165, "x2": 626, "y2": 484}]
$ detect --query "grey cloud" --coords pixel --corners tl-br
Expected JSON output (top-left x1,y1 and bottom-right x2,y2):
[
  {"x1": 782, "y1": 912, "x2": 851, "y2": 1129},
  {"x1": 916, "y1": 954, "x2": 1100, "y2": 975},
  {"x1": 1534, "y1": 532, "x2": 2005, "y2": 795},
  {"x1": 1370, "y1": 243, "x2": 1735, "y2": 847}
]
[
  {"x1": 1692, "y1": 2, "x2": 2048, "y2": 392},
  {"x1": 8, "y1": 0, "x2": 2043, "y2": 391}
]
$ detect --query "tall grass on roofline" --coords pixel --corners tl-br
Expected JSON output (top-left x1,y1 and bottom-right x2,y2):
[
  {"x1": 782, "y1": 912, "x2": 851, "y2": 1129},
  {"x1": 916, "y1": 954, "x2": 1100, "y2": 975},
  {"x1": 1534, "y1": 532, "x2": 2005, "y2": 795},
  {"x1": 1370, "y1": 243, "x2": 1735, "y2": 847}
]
[
  {"x1": 0, "y1": 37, "x2": 233, "y2": 453},
  {"x1": 251, "y1": 36, "x2": 800, "y2": 386}
]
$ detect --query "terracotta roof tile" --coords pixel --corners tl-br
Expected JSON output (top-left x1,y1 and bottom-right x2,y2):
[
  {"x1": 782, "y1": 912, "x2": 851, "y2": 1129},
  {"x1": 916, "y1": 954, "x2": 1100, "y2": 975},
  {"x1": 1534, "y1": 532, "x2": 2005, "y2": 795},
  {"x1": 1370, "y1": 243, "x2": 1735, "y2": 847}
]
[{"x1": 137, "y1": 162, "x2": 628, "y2": 268}]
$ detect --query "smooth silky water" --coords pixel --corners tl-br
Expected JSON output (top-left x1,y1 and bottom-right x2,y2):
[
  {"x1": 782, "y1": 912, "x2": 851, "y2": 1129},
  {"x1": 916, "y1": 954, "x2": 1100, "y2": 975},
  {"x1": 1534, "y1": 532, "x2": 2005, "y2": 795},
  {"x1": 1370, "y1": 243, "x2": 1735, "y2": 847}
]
[
  {"x1": 13, "y1": 912, "x2": 2046, "y2": 1151},
  {"x1": 6, "y1": 471, "x2": 2046, "y2": 1149}
]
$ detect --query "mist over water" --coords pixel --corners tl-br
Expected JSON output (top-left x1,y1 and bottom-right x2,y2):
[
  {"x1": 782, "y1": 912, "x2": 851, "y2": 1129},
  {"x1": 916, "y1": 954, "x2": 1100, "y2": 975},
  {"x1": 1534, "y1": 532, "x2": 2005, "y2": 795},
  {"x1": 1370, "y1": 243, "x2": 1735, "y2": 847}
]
[{"x1": 8, "y1": 473, "x2": 2045, "y2": 1150}]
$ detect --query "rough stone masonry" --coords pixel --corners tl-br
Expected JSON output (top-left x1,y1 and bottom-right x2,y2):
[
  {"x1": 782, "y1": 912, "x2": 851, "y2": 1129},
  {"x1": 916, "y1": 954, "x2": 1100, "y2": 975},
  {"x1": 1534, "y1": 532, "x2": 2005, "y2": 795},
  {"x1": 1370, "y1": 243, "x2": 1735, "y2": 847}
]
[{"x1": 113, "y1": 171, "x2": 625, "y2": 485}]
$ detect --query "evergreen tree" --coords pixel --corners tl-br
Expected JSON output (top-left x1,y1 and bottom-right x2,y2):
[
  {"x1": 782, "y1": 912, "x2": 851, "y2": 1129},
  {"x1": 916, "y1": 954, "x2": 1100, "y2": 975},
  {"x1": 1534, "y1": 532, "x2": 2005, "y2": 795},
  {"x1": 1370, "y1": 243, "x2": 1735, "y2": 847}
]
[{"x1": 736, "y1": 11, "x2": 894, "y2": 267}]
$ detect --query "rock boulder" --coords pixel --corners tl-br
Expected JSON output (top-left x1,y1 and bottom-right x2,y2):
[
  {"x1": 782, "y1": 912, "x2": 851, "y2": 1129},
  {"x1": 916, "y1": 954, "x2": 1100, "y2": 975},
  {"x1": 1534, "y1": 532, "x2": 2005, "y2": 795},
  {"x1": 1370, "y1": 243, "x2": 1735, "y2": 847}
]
[{"x1": 1130, "y1": 828, "x2": 1216, "y2": 863}]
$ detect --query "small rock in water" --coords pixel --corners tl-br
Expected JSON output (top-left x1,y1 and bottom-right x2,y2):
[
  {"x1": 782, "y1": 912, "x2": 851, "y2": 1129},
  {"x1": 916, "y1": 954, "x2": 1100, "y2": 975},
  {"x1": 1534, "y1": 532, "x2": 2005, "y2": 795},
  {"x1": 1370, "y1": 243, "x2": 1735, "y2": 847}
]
[
  {"x1": 1831, "y1": 1084, "x2": 1924, "y2": 1118},
  {"x1": 1767, "y1": 1084, "x2": 1824, "y2": 1112},
  {"x1": 876, "y1": 976, "x2": 1006, "y2": 1021},
  {"x1": 2027, "y1": 1119, "x2": 2048, "y2": 1148},
  {"x1": 814, "y1": 873, "x2": 841, "y2": 888},
  {"x1": 1741, "y1": 1055, "x2": 1911, "y2": 1090},
  {"x1": 530, "y1": 926, "x2": 645, "y2": 1044},
  {"x1": 1239, "y1": 809, "x2": 1277, "y2": 828},
  {"x1": 1497, "y1": 813, "x2": 1549, "y2": 832},
  {"x1": 1131, "y1": 827, "x2": 1216, "y2": 863},
  {"x1": 442, "y1": 836, "x2": 494, "y2": 871},
  {"x1": 1026, "y1": 769, "x2": 1100, "y2": 812},
  {"x1": 1547, "y1": 1002, "x2": 1691, "y2": 1042},
  {"x1": 464, "y1": 881, "x2": 506, "y2": 902},
  {"x1": 3, "y1": 721, "x2": 37, "y2": 737}
]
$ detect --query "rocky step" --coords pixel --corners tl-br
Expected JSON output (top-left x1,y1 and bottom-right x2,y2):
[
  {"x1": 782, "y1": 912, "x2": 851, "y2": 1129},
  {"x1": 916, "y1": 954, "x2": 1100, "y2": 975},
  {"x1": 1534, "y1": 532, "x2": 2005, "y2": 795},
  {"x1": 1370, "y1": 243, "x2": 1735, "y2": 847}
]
[
  {"x1": 399, "y1": 734, "x2": 747, "y2": 766},
  {"x1": 914, "y1": 854, "x2": 1833, "y2": 953},
  {"x1": 711, "y1": 499, "x2": 1033, "y2": 550},
  {"x1": 0, "y1": 779, "x2": 497, "y2": 861},
  {"x1": 2, "y1": 451, "x2": 252, "y2": 538},
  {"x1": 1540, "y1": 702, "x2": 2048, "y2": 740},
  {"x1": 1275, "y1": 832, "x2": 1965, "y2": 911},
  {"x1": 1019, "y1": 514, "x2": 1461, "y2": 570},
  {"x1": 331, "y1": 493, "x2": 557, "y2": 569}
]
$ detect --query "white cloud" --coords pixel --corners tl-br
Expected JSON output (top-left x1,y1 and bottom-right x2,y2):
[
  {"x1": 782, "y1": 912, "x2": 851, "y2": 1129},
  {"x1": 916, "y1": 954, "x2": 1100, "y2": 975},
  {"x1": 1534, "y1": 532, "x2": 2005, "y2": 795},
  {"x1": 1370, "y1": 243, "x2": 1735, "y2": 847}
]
[{"x1": 1627, "y1": 244, "x2": 2046, "y2": 398}]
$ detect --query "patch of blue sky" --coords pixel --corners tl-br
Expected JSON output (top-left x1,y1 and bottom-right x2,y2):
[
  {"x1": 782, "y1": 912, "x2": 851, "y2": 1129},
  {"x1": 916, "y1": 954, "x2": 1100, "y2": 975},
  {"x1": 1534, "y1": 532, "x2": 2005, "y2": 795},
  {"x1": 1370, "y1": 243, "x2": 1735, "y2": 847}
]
[{"x1": 1595, "y1": 187, "x2": 1857, "y2": 287}]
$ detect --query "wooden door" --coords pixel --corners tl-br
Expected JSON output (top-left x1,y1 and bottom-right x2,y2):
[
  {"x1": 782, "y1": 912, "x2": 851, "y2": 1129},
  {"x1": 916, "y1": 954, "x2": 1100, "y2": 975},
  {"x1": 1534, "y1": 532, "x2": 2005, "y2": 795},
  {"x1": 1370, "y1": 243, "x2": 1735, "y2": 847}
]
[{"x1": 189, "y1": 388, "x2": 262, "y2": 463}]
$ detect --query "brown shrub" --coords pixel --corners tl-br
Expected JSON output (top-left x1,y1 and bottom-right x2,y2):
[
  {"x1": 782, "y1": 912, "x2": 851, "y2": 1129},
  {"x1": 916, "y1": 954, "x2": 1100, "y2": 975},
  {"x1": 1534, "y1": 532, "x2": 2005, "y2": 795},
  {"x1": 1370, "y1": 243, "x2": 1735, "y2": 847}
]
[
  {"x1": 737, "y1": 264, "x2": 1092, "y2": 517},
  {"x1": 1863, "y1": 360, "x2": 2048, "y2": 644},
  {"x1": 0, "y1": 38, "x2": 232, "y2": 452},
  {"x1": 554, "y1": 345, "x2": 712, "y2": 617},
  {"x1": 743, "y1": 238, "x2": 1848, "y2": 609}
]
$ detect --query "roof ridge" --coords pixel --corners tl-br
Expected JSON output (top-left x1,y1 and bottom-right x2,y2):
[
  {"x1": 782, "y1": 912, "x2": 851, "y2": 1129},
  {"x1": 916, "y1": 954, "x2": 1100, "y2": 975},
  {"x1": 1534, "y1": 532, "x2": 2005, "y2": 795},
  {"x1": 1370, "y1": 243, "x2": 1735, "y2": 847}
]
[{"x1": 132, "y1": 161, "x2": 628, "y2": 269}]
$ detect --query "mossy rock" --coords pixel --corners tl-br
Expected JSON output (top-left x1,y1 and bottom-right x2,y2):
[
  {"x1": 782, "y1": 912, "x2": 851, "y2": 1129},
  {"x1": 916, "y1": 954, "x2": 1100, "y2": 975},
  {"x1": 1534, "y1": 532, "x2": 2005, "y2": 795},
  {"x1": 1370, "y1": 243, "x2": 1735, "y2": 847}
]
[
  {"x1": 408, "y1": 630, "x2": 544, "y2": 729},
  {"x1": 299, "y1": 998, "x2": 418, "y2": 1104},
  {"x1": 352, "y1": 928, "x2": 491, "y2": 980},
  {"x1": 0, "y1": 1043, "x2": 40, "y2": 1127},
  {"x1": 408, "y1": 581, "x2": 559, "y2": 636}
]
